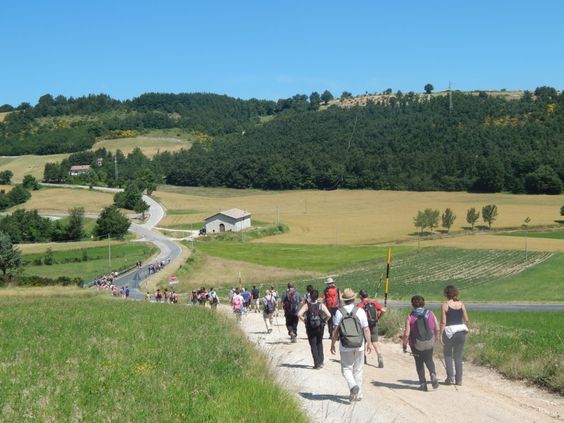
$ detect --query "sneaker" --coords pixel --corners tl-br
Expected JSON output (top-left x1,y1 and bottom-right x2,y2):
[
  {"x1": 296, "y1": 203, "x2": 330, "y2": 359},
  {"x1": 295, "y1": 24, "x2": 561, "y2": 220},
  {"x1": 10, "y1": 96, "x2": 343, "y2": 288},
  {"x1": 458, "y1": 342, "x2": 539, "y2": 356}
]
[
  {"x1": 313, "y1": 365, "x2": 319, "y2": 369},
  {"x1": 318, "y1": 364, "x2": 324, "y2": 369},
  {"x1": 419, "y1": 383, "x2": 428, "y2": 392},
  {"x1": 444, "y1": 377, "x2": 453, "y2": 385},
  {"x1": 378, "y1": 355, "x2": 384, "y2": 368},
  {"x1": 431, "y1": 374, "x2": 439, "y2": 389},
  {"x1": 267, "y1": 328, "x2": 272, "y2": 334},
  {"x1": 455, "y1": 381, "x2": 462, "y2": 386},
  {"x1": 291, "y1": 336, "x2": 297, "y2": 343},
  {"x1": 349, "y1": 385, "x2": 360, "y2": 402}
]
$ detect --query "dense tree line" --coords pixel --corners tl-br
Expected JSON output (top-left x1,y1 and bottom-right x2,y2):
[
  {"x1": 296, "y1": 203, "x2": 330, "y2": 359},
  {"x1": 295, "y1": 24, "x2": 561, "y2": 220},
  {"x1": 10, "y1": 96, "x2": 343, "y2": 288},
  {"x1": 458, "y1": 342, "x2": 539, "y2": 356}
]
[
  {"x1": 163, "y1": 89, "x2": 564, "y2": 194},
  {"x1": 0, "y1": 93, "x2": 277, "y2": 155}
]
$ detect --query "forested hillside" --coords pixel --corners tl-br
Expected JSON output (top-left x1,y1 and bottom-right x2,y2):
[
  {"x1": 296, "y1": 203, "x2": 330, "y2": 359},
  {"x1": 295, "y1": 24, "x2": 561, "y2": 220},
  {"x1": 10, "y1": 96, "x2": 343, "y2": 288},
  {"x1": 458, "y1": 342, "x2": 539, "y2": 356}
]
[
  {"x1": 163, "y1": 89, "x2": 564, "y2": 194},
  {"x1": 3, "y1": 87, "x2": 563, "y2": 194},
  {"x1": 0, "y1": 93, "x2": 275, "y2": 155}
]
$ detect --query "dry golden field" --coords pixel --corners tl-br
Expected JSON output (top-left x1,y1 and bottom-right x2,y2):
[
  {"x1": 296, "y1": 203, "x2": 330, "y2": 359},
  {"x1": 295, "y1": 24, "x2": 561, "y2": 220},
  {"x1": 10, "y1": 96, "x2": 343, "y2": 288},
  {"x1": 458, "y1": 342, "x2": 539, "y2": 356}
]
[
  {"x1": 16, "y1": 187, "x2": 114, "y2": 214},
  {"x1": 154, "y1": 188, "x2": 564, "y2": 245},
  {"x1": 410, "y1": 234, "x2": 564, "y2": 252},
  {"x1": 91, "y1": 136, "x2": 191, "y2": 158},
  {"x1": 0, "y1": 153, "x2": 69, "y2": 181},
  {"x1": 0, "y1": 112, "x2": 10, "y2": 122}
]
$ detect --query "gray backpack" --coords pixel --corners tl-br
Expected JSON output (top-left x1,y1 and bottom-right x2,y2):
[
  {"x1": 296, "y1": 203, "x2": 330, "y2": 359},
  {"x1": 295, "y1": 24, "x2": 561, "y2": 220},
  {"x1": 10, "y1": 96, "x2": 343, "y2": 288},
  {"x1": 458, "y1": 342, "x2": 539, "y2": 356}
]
[{"x1": 338, "y1": 306, "x2": 363, "y2": 348}]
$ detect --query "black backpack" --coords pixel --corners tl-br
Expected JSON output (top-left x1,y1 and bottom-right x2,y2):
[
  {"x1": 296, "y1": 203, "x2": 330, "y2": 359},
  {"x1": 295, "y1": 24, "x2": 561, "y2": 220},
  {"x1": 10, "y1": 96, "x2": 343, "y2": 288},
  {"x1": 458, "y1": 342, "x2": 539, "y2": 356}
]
[
  {"x1": 283, "y1": 290, "x2": 299, "y2": 314},
  {"x1": 412, "y1": 309, "x2": 435, "y2": 351},
  {"x1": 364, "y1": 302, "x2": 378, "y2": 327},
  {"x1": 307, "y1": 302, "x2": 322, "y2": 329}
]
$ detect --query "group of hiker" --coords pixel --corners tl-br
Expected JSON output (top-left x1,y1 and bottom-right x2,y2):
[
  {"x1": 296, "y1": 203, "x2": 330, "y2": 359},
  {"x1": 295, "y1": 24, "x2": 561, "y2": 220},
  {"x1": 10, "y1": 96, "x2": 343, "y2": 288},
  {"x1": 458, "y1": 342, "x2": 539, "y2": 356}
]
[
  {"x1": 189, "y1": 287, "x2": 219, "y2": 308},
  {"x1": 149, "y1": 288, "x2": 179, "y2": 303},
  {"x1": 233, "y1": 278, "x2": 469, "y2": 402}
]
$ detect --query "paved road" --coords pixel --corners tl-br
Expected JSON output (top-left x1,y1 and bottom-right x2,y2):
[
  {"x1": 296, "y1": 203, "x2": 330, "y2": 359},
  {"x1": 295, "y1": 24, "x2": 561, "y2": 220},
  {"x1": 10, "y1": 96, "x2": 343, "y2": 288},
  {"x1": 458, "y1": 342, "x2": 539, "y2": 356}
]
[
  {"x1": 41, "y1": 184, "x2": 182, "y2": 299},
  {"x1": 113, "y1": 195, "x2": 182, "y2": 299}
]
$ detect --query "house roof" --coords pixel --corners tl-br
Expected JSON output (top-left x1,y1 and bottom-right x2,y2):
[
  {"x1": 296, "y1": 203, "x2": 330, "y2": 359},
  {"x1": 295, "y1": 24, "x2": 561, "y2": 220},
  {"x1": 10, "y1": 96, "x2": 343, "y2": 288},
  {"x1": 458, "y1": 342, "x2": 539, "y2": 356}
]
[
  {"x1": 70, "y1": 165, "x2": 91, "y2": 171},
  {"x1": 205, "y1": 208, "x2": 251, "y2": 221}
]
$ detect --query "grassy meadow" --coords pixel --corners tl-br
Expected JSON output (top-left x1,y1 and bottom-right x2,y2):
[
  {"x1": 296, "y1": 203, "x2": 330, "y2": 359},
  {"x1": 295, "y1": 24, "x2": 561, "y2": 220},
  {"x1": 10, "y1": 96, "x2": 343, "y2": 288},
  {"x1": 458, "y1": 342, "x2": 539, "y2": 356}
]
[
  {"x1": 466, "y1": 311, "x2": 563, "y2": 394},
  {"x1": 0, "y1": 295, "x2": 307, "y2": 422},
  {"x1": 154, "y1": 187, "x2": 564, "y2": 245},
  {"x1": 21, "y1": 243, "x2": 156, "y2": 280},
  {"x1": 498, "y1": 229, "x2": 564, "y2": 240}
]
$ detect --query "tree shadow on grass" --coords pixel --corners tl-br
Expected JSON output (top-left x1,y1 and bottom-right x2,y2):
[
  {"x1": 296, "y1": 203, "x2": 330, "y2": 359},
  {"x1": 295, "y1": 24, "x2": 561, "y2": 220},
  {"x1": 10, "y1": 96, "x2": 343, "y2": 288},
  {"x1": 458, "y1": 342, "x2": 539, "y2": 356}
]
[
  {"x1": 299, "y1": 392, "x2": 350, "y2": 404},
  {"x1": 371, "y1": 380, "x2": 419, "y2": 390}
]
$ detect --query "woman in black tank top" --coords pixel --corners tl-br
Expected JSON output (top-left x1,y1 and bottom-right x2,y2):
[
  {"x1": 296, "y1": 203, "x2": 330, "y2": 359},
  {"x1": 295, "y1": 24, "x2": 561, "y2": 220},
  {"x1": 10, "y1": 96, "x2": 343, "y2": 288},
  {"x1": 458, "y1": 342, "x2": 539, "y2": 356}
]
[{"x1": 439, "y1": 285, "x2": 469, "y2": 386}]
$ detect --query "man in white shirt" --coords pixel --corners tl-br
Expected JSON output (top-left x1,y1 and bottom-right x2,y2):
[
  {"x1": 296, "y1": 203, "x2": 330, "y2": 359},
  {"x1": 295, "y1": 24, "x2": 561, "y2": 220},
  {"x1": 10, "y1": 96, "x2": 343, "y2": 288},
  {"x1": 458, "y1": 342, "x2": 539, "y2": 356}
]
[{"x1": 330, "y1": 288, "x2": 372, "y2": 402}]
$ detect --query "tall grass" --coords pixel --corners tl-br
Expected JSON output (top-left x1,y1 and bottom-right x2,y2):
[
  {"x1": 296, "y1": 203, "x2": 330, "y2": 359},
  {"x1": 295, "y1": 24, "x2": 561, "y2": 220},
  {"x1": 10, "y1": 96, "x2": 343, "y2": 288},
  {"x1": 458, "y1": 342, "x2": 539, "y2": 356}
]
[
  {"x1": 0, "y1": 297, "x2": 308, "y2": 422},
  {"x1": 467, "y1": 311, "x2": 563, "y2": 394}
]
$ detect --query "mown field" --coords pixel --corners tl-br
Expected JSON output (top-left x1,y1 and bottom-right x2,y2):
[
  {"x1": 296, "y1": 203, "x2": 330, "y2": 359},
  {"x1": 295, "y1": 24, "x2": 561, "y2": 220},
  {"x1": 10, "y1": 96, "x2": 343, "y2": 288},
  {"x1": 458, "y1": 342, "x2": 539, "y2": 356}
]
[
  {"x1": 0, "y1": 295, "x2": 307, "y2": 422},
  {"x1": 21, "y1": 243, "x2": 156, "y2": 280},
  {"x1": 154, "y1": 187, "x2": 564, "y2": 245},
  {"x1": 14, "y1": 186, "x2": 114, "y2": 214},
  {"x1": 0, "y1": 153, "x2": 69, "y2": 181},
  {"x1": 91, "y1": 134, "x2": 192, "y2": 157}
]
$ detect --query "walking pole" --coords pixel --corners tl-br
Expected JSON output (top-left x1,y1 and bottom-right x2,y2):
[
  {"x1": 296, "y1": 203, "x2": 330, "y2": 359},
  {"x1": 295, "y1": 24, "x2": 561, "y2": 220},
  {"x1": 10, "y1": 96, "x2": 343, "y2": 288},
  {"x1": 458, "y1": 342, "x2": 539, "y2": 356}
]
[{"x1": 384, "y1": 248, "x2": 391, "y2": 307}]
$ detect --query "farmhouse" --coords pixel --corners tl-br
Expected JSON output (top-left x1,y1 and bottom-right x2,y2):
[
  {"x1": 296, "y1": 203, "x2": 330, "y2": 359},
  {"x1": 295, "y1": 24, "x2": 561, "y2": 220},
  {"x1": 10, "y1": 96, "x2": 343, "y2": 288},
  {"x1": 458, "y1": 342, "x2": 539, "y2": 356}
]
[
  {"x1": 205, "y1": 208, "x2": 251, "y2": 233},
  {"x1": 69, "y1": 165, "x2": 91, "y2": 176}
]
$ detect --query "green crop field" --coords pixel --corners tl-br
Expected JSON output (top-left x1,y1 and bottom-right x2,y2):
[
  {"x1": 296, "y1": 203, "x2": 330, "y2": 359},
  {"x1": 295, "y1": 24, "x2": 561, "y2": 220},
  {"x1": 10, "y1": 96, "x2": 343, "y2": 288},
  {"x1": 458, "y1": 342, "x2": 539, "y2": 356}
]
[
  {"x1": 0, "y1": 296, "x2": 307, "y2": 422},
  {"x1": 499, "y1": 230, "x2": 564, "y2": 240},
  {"x1": 466, "y1": 311, "x2": 563, "y2": 394},
  {"x1": 21, "y1": 243, "x2": 156, "y2": 280},
  {"x1": 196, "y1": 241, "x2": 413, "y2": 273},
  {"x1": 206, "y1": 245, "x2": 561, "y2": 303}
]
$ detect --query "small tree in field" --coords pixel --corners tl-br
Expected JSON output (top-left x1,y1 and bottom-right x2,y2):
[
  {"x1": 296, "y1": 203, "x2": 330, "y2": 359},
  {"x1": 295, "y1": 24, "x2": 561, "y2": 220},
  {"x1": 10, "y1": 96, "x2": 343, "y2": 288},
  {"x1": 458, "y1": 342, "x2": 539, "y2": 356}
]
[
  {"x1": 425, "y1": 209, "x2": 440, "y2": 232},
  {"x1": 0, "y1": 232, "x2": 21, "y2": 283},
  {"x1": 413, "y1": 210, "x2": 427, "y2": 234},
  {"x1": 466, "y1": 208, "x2": 480, "y2": 230},
  {"x1": 424, "y1": 83, "x2": 434, "y2": 94},
  {"x1": 441, "y1": 208, "x2": 456, "y2": 233},
  {"x1": 95, "y1": 206, "x2": 130, "y2": 239},
  {"x1": 482, "y1": 204, "x2": 498, "y2": 229},
  {"x1": 560, "y1": 205, "x2": 564, "y2": 216}
]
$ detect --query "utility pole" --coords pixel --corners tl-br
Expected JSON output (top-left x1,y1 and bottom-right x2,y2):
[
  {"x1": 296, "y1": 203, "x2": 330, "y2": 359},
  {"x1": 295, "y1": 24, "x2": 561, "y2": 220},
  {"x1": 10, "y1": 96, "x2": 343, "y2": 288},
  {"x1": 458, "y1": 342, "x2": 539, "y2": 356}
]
[
  {"x1": 114, "y1": 155, "x2": 119, "y2": 184},
  {"x1": 448, "y1": 81, "x2": 453, "y2": 114},
  {"x1": 108, "y1": 234, "x2": 111, "y2": 271}
]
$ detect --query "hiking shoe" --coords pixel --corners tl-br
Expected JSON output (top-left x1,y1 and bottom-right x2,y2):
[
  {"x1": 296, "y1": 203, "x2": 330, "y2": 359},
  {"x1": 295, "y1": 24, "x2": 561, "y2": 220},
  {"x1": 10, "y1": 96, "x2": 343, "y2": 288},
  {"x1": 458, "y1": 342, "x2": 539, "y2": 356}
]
[
  {"x1": 431, "y1": 374, "x2": 439, "y2": 389},
  {"x1": 419, "y1": 383, "x2": 428, "y2": 392},
  {"x1": 455, "y1": 381, "x2": 462, "y2": 386},
  {"x1": 349, "y1": 385, "x2": 360, "y2": 402},
  {"x1": 378, "y1": 356, "x2": 384, "y2": 368},
  {"x1": 267, "y1": 329, "x2": 272, "y2": 334},
  {"x1": 444, "y1": 378, "x2": 453, "y2": 385},
  {"x1": 318, "y1": 364, "x2": 324, "y2": 369},
  {"x1": 291, "y1": 336, "x2": 297, "y2": 343}
]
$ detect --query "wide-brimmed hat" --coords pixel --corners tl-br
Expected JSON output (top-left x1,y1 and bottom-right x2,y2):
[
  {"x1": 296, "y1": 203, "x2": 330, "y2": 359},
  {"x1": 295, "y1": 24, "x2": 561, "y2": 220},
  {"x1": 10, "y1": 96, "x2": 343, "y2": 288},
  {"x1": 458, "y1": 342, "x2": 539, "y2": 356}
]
[
  {"x1": 342, "y1": 288, "x2": 356, "y2": 301},
  {"x1": 325, "y1": 277, "x2": 335, "y2": 284}
]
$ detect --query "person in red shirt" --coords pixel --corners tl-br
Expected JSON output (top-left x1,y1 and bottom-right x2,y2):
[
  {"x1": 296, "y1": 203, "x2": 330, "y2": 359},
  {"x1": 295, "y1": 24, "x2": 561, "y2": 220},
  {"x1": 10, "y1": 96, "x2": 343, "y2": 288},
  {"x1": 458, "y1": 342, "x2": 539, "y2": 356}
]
[{"x1": 357, "y1": 289, "x2": 385, "y2": 367}]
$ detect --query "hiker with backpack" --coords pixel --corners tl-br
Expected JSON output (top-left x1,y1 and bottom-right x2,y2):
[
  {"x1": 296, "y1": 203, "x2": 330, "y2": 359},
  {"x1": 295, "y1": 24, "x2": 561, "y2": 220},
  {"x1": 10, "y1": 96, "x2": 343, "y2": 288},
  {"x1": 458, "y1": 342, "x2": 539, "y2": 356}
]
[
  {"x1": 323, "y1": 277, "x2": 341, "y2": 339},
  {"x1": 208, "y1": 287, "x2": 219, "y2": 310},
  {"x1": 330, "y1": 288, "x2": 372, "y2": 403},
  {"x1": 231, "y1": 288, "x2": 244, "y2": 323},
  {"x1": 439, "y1": 285, "x2": 469, "y2": 386},
  {"x1": 357, "y1": 289, "x2": 385, "y2": 368},
  {"x1": 298, "y1": 289, "x2": 331, "y2": 369},
  {"x1": 262, "y1": 290, "x2": 277, "y2": 333},
  {"x1": 402, "y1": 295, "x2": 440, "y2": 391},
  {"x1": 282, "y1": 282, "x2": 302, "y2": 343},
  {"x1": 251, "y1": 285, "x2": 260, "y2": 313}
]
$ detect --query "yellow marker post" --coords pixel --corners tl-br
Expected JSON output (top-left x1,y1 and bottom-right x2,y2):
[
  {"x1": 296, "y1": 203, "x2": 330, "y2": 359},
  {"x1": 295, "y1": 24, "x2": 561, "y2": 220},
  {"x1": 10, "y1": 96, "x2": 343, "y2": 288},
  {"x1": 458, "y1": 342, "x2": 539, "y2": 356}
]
[{"x1": 384, "y1": 248, "x2": 391, "y2": 307}]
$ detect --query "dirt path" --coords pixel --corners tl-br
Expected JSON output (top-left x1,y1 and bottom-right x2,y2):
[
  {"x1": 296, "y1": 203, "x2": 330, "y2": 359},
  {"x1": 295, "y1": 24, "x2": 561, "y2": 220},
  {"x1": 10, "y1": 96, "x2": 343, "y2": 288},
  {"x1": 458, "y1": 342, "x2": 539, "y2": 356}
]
[{"x1": 229, "y1": 308, "x2": 563, "y2": 423}]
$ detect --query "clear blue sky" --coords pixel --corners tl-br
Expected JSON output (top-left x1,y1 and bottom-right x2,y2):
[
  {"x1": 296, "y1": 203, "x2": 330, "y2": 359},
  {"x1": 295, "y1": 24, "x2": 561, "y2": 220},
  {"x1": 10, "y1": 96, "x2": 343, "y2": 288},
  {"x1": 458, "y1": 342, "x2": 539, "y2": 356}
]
[{"x1": 1, "y1": 0, "x2": 563, "y2": 106}]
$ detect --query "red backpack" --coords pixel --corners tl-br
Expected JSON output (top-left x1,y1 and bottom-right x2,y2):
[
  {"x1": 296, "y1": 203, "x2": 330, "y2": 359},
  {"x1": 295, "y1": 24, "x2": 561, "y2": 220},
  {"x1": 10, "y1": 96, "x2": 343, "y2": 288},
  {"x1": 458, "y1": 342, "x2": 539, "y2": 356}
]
[{"x1": 324, "y1": 287, "x2": 340, "y2": 309}]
